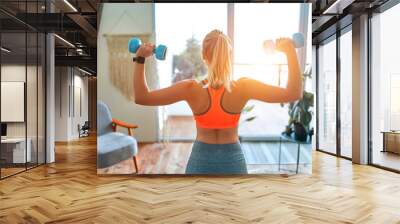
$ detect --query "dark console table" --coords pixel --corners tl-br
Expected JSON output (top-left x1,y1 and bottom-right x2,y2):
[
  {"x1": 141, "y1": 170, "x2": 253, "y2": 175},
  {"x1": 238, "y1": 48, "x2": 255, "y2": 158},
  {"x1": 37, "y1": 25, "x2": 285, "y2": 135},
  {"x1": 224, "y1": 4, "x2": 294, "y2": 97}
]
[{"x1": 381, "y1": 131, "x2": 400, "y2": 154}]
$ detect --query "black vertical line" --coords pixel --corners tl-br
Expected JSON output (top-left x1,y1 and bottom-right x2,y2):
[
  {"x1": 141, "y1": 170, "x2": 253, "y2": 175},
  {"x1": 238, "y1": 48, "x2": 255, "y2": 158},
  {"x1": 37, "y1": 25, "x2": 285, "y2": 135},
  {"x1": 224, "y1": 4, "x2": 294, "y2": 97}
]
[
  {"x1": 336, "y1": 29, "x2": 341, "y2": 157},
  {"x1": 44, "y1": 27, "x2": 47, "y2": 164},
  {"x1": 36, "y1": 0, "x2": 39, "y2": 167},
  {"x1": 44, "y1": 27, "x2": 47, "y2": 163},
  {"x1": 315, "y1": 45, "x2": 320, "y2": 151},
  {"x1": 367, "y1": 11, "x2": 373, "y2": 165},
  {"x1": 44, "y1": 0, "x2": 47, "y2": 165}
]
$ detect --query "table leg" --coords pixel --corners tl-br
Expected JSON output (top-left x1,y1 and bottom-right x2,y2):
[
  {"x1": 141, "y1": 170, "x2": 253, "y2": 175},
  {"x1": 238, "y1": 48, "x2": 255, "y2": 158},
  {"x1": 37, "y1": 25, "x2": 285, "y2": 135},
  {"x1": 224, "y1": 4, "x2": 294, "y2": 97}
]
[
  {"x1": 382, "y1": 132, "x2": 386, "y2": 152},
  {"x1": 296, "y1": 143, "x2": 300, "y2": 174},
  {"x1": 278, "y1": 137, "x2": 282, "y2": 171}
]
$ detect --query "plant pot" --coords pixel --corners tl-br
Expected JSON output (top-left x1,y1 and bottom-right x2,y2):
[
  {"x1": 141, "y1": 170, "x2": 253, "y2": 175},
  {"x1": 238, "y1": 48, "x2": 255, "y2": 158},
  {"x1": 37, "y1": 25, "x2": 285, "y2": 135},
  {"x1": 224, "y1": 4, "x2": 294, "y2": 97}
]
[
  {"x1": 293, "y1": 122, "x2": 307, "y2": 142},
  {"x1": 284, "y1": 126, "x2": 293, "y2": 136}
]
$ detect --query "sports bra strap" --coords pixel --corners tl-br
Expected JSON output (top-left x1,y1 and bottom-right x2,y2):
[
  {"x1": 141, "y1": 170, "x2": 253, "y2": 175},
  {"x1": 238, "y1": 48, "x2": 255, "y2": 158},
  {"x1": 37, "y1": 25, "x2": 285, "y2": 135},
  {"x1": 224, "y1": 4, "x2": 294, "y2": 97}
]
[{"x1": 209, "y1": 85, "x2": 223, "y2": 96}]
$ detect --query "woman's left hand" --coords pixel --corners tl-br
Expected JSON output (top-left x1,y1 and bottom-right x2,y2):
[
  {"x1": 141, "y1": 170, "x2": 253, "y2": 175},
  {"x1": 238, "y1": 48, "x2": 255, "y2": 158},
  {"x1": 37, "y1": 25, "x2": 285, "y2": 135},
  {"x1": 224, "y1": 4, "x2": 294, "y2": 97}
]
[
  {"x1": 275, "y1": 38, "x2": 295, "y2": 54},
  {"x1": 136, "y1": 42, "x2": 155, "y2": 58}
]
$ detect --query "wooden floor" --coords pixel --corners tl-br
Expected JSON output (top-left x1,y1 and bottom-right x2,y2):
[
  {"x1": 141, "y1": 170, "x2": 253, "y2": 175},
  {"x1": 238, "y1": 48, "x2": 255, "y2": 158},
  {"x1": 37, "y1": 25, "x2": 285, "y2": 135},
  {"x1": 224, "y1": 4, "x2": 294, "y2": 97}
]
[
  {"x1": 1, "y1": 136, "x2": 400, "y2": 223},
  {"x1": 1, "y1": 163, "x2": 46, "y2": 178},
  {"x1": 372, "y1": 150, "x2": 400, "y2": 171},
  {"x1": 1, "y1": 167, "x2": 26, "y2": 178}
]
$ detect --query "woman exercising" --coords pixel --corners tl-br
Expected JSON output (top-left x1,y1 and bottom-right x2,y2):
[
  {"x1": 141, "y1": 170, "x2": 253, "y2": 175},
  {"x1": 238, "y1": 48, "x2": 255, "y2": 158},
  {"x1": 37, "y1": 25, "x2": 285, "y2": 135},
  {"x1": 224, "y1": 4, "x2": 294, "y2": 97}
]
[{"x1": 133, "y1": 30, "x2": 302, "y2": 174}]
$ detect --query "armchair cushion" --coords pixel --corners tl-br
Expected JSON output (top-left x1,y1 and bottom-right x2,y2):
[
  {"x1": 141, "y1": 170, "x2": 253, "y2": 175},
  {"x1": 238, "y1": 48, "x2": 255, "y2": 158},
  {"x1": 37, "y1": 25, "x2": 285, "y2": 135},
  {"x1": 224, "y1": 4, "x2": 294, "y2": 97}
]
[
  {"x1": 97, "y1": 101, "x2": 113, "y2": 136},
  {"x1": 97, "y1": 132, "x2": 138, "y2": 168}
]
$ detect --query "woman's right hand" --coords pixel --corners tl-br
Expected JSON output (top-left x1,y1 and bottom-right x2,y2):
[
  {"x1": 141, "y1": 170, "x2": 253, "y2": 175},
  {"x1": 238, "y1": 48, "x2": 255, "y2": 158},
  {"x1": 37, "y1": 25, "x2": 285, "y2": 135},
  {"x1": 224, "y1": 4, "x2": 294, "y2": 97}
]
[
  {"x1": 136, "y1": 42, "x2": 155, "y2": 58},
  {"x1": 275, "y1": 37, "x2": 295, "y2": 54}
]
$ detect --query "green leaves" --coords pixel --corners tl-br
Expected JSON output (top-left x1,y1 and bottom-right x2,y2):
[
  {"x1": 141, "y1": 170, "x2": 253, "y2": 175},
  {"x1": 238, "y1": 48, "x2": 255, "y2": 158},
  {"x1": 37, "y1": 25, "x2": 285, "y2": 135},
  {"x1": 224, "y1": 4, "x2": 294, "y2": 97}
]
[
  {"x1": 241, "y1": 105, "x2": 257, "y2": 124},
  {"x1": 283, "y1": 66, "x2": 314, "y2": 134},
  {"x1": 241, "y1": 105, "x2": 255, "y2": 114}
]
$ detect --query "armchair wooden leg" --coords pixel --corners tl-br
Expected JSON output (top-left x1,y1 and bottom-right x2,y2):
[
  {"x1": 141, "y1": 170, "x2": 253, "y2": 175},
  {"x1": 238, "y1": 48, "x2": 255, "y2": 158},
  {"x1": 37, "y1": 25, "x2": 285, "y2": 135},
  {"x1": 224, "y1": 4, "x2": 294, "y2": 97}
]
[{"x1": 133, "y1": 156, "x2": 139, "y2": 173}]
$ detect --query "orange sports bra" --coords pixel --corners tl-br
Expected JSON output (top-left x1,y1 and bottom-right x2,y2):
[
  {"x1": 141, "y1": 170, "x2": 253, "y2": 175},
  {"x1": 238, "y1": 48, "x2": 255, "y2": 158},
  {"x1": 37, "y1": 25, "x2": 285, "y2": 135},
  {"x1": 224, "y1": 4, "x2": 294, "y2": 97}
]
[{"x1": 194, "y1": 82, "x2": 241, "y2": 129}]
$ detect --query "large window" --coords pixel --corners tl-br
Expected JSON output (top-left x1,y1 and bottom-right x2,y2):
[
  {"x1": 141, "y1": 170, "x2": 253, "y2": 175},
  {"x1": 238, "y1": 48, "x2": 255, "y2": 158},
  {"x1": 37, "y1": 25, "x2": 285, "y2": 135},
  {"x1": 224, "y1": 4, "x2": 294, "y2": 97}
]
[
  {"x1": 315, "y1": 25, "x2": 353, "y2": 160},
  {"x1": 317, "y1": 37, "x2": 337, "y2": 154},
  {"x1": 370, "y1": 3, "x2": 400, "y2": 171},
  {"x1": 339, "y1": 28, "x2": 352, "y2": 158},
  {"x1": 234, "y1": 4, "x2": 302, "y2": 138}
]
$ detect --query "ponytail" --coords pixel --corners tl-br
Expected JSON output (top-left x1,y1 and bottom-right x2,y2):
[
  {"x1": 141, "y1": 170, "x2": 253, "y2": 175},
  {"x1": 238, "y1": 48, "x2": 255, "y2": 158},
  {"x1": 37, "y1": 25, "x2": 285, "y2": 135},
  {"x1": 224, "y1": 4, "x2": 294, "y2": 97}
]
[{"x1": 202, "y1": 30, "x2": 233, "y2": 91}]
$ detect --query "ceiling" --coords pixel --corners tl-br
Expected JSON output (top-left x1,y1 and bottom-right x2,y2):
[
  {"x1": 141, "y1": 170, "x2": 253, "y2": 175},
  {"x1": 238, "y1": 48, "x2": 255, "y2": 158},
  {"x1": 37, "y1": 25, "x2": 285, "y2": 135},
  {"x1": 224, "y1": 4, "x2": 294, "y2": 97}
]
[
  {"x1": 312, "y1": 0, "x2": 391, "y2": 44},
  {"x1": 0, "y1": 0, "x2": 98, "y2": 75}
]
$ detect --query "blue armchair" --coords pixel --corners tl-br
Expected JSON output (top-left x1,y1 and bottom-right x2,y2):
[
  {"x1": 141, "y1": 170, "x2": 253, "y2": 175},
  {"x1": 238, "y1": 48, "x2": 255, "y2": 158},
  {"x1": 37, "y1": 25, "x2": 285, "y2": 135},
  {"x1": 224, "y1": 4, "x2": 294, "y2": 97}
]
[{"x1": 97, "y1": 101, "x2": 139, "y2": 173}]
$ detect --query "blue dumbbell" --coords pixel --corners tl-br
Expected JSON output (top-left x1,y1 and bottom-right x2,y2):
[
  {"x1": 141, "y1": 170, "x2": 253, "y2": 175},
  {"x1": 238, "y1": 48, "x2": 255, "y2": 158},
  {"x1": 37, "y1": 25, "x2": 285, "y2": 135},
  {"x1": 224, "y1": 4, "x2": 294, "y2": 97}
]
[
  {"x1": 263, "y1": 32, "x2": 305, "y2": 54},
  {"x1": 128, "y1": 38, "x2": 167, "y2": 60}
]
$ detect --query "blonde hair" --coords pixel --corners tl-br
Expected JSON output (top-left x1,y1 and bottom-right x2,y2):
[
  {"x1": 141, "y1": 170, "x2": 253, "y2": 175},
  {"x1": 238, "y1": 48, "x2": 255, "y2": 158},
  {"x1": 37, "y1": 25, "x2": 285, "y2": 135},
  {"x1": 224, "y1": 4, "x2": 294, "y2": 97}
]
[{"x1": 202, "y1": 30, "x2": 233, "y2": 91}]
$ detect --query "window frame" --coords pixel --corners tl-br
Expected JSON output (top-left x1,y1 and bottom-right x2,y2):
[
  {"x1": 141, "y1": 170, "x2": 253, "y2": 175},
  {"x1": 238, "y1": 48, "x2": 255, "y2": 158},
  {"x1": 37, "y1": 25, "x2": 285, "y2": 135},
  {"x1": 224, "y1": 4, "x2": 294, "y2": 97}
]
[{"x1": 315, "y1": 24, "x2": 353, "y2": 160}]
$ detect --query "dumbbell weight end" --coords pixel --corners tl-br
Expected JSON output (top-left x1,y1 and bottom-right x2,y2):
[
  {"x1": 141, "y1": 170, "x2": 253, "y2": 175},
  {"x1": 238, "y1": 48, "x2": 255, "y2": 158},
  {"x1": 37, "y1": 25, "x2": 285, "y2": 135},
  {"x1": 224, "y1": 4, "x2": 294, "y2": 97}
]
[
  {"x1": 292, "y1": 33, "x2": 304, "y2": 48},
  {"x1": 128, "y1": 38, "x2": 141, "y2": 54},
  {"x1": 128, "y1": 38, "x2": 167, "y2": 60},
  {"x1": 154, "y1": 44, "x2": 167, "y2": 60}
]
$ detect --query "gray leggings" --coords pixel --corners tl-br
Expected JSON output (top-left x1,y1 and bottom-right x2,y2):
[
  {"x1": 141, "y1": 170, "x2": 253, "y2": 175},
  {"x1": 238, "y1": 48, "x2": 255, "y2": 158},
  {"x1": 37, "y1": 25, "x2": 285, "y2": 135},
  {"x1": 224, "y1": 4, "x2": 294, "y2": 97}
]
[{"x1": 185, "y1": 141, "x2": 248, "y2": 174}]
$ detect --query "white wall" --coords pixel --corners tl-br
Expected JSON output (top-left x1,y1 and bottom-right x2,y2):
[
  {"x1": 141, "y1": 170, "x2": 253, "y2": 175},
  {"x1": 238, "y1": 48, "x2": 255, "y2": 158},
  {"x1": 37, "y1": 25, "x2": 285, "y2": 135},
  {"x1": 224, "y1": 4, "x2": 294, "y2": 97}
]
[
  {"x1": 55, "y1": 67, "x2": 68, "y2": 141},
  {"x1": 1, "y1": 65, "x2": 35, "y2": 138},
  {"x1": 1, "y1": 64, "x2": 46, "y2": 163},
  {"x1": 74, "y1": 74, "x2": 89, "y2": 133},
  {"x1": 54, "y1": 67, "x2": 89, "y2": 141},
  {"x1": 98, "y1": 3, "x2": 159, "y2": 142}
]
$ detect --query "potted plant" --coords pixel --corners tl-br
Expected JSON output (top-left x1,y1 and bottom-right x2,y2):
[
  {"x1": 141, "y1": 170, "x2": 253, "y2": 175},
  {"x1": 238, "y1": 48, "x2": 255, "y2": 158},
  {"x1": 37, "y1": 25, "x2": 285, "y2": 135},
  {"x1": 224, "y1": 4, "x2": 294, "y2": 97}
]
[{"x1": 282, "y1": 66, "x2": 314, "y2": 142}]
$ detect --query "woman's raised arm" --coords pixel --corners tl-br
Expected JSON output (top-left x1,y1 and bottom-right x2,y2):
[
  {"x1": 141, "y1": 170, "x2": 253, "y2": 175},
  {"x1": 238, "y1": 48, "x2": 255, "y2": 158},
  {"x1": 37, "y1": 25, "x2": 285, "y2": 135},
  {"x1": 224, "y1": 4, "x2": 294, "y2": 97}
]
[
  {"x1": 133, "y1": 42, "x2": 194, "y2": 106},
  {"x1": 239, "y1": 38, "x2": 302, "y2": 103}
]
